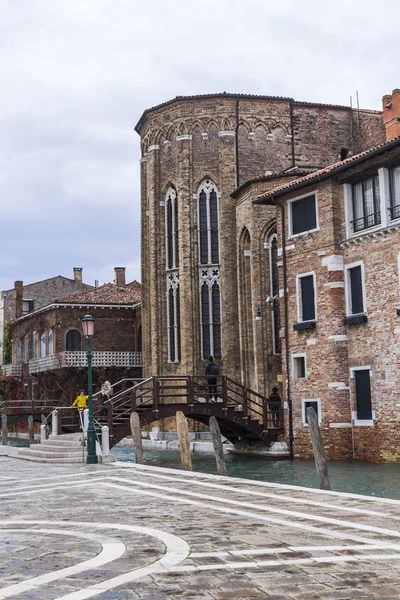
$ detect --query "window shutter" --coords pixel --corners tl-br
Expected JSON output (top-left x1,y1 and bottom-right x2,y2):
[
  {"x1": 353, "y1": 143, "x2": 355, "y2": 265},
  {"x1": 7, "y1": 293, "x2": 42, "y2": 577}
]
[
  {"x1": 349, "y1": 266, "x2": 364, "y2": 314},
  {"x1": 292, "y1": 195, "x2": 316, "y2": 235},
  {"x1": 354, "y1": 370, "x2": 372, "y2": 420},
  {"x1": 300, "y1": 275, "x2": 315, "y2": 321}
]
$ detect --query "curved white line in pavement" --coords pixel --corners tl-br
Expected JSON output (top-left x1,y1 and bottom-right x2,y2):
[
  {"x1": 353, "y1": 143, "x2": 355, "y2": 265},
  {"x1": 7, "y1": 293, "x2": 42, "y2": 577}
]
[
  {"x1": 0, "y1": 520, "x2": 190, "y2": 600},
  {"x1": 0, "y1": 527, "x2": 126, "y2": 599}
]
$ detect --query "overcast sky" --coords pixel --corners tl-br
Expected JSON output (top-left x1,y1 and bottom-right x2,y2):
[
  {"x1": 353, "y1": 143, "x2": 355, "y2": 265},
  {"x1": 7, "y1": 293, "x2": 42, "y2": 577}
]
[{"x1": 0, "y1": 0, "x2": 397, "y2": 291}]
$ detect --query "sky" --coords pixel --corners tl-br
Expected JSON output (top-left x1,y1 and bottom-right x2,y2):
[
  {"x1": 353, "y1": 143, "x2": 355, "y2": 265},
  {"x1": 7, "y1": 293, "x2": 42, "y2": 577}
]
[{"x1": 0, "y1": 0, "x2": 398, "y2": 291}]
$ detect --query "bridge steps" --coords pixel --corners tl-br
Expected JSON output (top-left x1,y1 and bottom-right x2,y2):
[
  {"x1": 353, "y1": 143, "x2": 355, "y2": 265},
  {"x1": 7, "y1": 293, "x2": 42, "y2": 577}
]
[{"x1": 16, "y1": 433, "x2": 85, "y2": 463}]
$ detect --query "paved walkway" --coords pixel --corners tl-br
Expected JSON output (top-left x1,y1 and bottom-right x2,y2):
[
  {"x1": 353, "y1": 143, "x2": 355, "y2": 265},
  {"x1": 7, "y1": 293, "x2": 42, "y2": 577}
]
[{"x1": 1, "y1": 451, "x2": 400, "y2": 598}]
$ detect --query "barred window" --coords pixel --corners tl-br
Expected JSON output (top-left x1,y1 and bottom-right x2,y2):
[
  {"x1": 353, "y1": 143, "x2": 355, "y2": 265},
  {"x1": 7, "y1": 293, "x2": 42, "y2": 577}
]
[{"x1": 352, "y1": 174, "x2": 381, "y2": 232}]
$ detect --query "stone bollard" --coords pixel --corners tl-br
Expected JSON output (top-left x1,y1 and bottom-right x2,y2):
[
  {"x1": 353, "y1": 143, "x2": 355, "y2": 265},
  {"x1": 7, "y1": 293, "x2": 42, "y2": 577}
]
[
  {"x1": 28, "y1": 415, "x2": 34, "y2": 445},
  {"x1": 83, "y1": 409, "x2": 89, "y2": 435},
  {"x1": 40, "y1": 424, "x2": 47, "y2": 443},
  {"x1": 101, "y1": 425, "x2": 110, "y2": 456},
  {"x1": 1, "y1": 414, "x2": 7, "y2": 445},
  {"x1": 176, "y1": 411, "x2": 192, "y2": 471},
  {"x1": 51, "y1": 410, "x2": 58, "y2": 436}
]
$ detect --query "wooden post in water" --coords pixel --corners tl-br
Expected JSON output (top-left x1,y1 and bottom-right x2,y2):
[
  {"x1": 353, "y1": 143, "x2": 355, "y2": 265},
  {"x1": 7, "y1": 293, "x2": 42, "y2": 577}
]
[
  {"x1": 307, "y1": 406, "x2": 330, "y2": 491},
  {"x1": 130, "y1": 412, "x2": 144, "y2": 464},
  {"x1": 28, "y1": 415, "x2": 34, "y2": 445},
  {"x1": 1, "y1": 414, "x2": 7, "y2": 445},
  {"x1": 209, "y1": 416, "x2": 226, "y2": 476},
  {"x1": 176, "y1": 410, "x2": 192, "y2": 471}
]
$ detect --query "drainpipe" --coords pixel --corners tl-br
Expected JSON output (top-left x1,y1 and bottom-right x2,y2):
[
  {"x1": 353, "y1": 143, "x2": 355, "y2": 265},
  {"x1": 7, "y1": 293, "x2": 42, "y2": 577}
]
[
  {"x1": 235, "y1": 99, "x2": 240, "y2": 187},
  {"x1": 289, "y1": 99, "x2": 296, "y2": 168},
  {"x1": 272, "y1": 197, "x2": 294, "y2": 460}
]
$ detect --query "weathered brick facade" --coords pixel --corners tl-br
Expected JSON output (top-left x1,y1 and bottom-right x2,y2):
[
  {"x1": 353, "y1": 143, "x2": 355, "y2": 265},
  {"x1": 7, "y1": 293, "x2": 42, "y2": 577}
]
[{"x1": 137, "y1": 91, "x2": 400, "y2": 459}]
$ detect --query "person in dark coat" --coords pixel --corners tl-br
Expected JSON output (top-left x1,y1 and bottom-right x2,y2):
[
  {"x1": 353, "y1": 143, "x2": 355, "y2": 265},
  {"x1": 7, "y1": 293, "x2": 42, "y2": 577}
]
[
  {"x1": 205, "y1": 356, "x2": 219, "y2": 402},
  {"x1": 268, "y1": 387, "x2": 281, "y2": 427}
]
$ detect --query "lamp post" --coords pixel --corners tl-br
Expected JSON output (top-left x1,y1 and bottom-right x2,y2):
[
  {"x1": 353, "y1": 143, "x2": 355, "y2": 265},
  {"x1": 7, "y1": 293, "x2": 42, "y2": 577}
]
[{"x1": 82, "y1": 314, "x2": 98, "y2": 464}]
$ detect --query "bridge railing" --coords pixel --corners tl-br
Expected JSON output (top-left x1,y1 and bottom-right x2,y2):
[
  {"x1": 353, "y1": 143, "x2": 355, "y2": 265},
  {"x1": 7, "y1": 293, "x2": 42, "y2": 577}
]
[{"x1": 93, "y1": 375, "x2": 283, "y2": 430}]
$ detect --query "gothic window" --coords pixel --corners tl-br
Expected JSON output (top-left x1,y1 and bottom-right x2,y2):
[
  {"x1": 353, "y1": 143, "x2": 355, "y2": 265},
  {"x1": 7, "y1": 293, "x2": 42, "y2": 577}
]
[
  {"x1": 165, "y1": 186, "x2": 181, "y2": 362},
  {"x1": 165, "y1": 187, "x2": 179, "y2": 270},
  {"x1": 268, "y1": 231, "x2": 281, "y2": 354},
  {"x1": 40, "y1": 332, "x2": 46, "y2": 357},
  {"x1": 166, "y1": 272, "x2": 181, "y2": 362},
  {"x1": 200, "y1": 271, "x2": 222, "y2": 360},
  {"x1": 198, "y1": 179, "x2": 219, "y2": 265},
  {"x1": 198, "y1": 179, "x2": 222, "y2": 359},
  {"x1": 48, "y1": 329, "x2": 54, "y2": 355}
]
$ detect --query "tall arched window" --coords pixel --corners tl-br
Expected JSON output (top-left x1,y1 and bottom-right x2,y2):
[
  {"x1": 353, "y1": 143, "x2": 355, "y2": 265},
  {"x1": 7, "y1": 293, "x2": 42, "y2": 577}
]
[
  {"x1": 65, "y1": 329, "x2": 81, "y2": 351},
  {"x1": 165, "y1": 186, "x2": 181, "y2": 362},
  {"x1": 268, "y1": 230, "x2": 281, "y2": 354},
  {"x1": 198, "y1": 179, "x2": 221, "y2": 359}
]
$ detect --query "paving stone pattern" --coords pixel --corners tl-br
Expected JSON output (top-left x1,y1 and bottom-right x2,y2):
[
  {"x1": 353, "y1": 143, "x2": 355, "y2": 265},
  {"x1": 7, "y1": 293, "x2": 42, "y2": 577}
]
[{"x1": 1, "y1": 452, "x2": 400, "y2": 598}]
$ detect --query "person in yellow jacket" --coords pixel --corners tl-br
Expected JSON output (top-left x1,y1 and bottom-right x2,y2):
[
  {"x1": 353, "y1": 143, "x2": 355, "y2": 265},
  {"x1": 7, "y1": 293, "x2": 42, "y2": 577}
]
[{"x1": 72, "y1": 390, "x2": 88, "y2": 411}]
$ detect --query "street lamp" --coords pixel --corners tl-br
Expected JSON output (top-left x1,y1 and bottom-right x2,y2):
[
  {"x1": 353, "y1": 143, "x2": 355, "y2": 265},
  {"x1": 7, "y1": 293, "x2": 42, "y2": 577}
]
[{"x1": 81, "y1": 314, "x2": 98, "y2": 464}]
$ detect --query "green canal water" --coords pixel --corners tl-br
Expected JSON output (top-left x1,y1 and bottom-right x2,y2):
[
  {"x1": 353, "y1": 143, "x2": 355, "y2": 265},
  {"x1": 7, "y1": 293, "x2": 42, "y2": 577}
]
[{"x1": 111, "y1": 445, "x2": 400, "y2": 500}]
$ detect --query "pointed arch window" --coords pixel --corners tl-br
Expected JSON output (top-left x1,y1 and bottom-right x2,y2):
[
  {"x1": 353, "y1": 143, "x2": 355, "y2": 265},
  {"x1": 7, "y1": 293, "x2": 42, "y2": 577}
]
[
  {"x1": 198, "y1": 179, "x2": 219, "y2": 265},
  {"x1": 165, "y1": 186, "x2": 181, "y2": 362},
  {"x1": 198, "y1": 179, "x2": 222, "y2": 359}
]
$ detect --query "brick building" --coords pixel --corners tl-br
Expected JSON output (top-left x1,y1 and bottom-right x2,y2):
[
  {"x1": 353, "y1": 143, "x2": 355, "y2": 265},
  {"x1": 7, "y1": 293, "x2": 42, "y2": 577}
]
[
  {"x1": 3, "y1": 268, "x2": 142, "y2": 401},
  {"x1": 0, "y1": 268, "x2": 92, "y2": 365},
  {"x1": 137, "y1": 88, "x2": 400, "y2": 462}
]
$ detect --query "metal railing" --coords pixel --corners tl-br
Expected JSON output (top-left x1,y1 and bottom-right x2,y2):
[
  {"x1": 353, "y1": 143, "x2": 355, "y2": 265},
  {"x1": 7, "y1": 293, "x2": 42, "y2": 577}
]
[{"x1": 351, "y1": 211, "x2": 381, "y2": 232}]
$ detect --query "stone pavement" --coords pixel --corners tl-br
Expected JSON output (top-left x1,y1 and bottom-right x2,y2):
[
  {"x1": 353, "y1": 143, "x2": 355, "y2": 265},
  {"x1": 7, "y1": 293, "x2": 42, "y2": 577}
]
[{"x1": 1, "y1": 450, "x2": 400, "y2": 599}]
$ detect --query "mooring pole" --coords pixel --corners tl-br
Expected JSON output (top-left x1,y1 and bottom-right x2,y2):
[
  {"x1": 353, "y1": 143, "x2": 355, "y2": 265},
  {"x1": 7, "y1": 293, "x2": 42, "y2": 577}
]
[
  {"x1": 130, "y1": 412, "x2": 144, "y2": 464},
  {"x1": 28, "y1": 415, "x2": 34, "y2": 445},
  {"x1": 176, "y1": 411, "x2": 192, "y2": 471},
  {"x1": 1, "y1": 414, "x2": 7, "y2": 445},
  {"x1": 307, "y1": 406, "x2": 330, "y2": 490},
  {"x1": 209, "y1": 416, "x2": 226, "y2": 476}
]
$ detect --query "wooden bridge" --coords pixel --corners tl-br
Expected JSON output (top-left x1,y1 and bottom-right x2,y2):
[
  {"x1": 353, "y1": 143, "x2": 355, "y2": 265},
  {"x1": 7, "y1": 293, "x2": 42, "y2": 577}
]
[{"x1": 2, "y1": 377, "x2": 284, "y2": 448}]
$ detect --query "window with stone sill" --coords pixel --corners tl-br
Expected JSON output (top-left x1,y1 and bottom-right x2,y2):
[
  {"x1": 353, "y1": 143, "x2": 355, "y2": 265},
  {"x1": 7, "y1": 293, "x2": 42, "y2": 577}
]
[
  {"x1": 351, "y1": 174, "x2": 381, "y2": 232},
  {"x1": 296, "y1": 273, "x2": 316, "y2": 327},
  {"x1": 301, "y1": 399, "x2": 321, "y2": 426},
  {"x1": 389, "y1": 165, "x2": 400, "y2": 221},
  {"x1": 289, "y1": 193, "x2": 318, "y2": 236},
  {"x1": 344, "y1": 262, "x2": 367, "y2": 325}
]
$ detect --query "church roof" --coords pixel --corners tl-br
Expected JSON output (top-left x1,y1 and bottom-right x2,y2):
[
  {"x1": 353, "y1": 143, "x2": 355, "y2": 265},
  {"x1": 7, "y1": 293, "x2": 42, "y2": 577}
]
[
  {"x1": 255, "y1": 136, "x2": 400, "y2": 204},
  {"x1": 135, "y1": 92, "x2": 381, "y2": 134}
]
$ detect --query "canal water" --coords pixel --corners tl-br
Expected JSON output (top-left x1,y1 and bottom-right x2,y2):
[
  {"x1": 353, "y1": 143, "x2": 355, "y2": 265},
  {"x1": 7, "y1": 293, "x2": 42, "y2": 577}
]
[{"x1": 111, "y1": 445, "x2": 400, "y2": 500}]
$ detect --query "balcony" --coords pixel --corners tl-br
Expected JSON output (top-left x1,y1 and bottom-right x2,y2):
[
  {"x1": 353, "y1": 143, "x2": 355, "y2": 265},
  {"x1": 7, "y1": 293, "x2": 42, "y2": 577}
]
[
  {"x1": 1, "y1": 364, "x2": 22, "y2": 378},
  {"x1": 28, "y1": 351, "x2": 142, "y2": 374}
]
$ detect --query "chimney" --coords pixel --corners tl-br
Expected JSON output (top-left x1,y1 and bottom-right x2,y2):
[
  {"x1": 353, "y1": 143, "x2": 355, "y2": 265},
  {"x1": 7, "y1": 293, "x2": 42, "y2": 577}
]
[
  {"x1": 73, "y1": 267, "x2": 83, "y2": 286},
  {"x1": 14, "y1": 281, "x2": 23, "y2": 319},
  {"x1": 114, "y1": 267, "x2": 126, "y2": 287},
  {"x1": 382, "y1": 89, "x2": 400, "y2": 142}
]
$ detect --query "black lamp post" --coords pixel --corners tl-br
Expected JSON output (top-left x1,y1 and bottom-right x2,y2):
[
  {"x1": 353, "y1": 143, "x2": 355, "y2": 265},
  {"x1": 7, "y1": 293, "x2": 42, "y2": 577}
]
[{"x1": 82, "y1": 314, "x2": 98, "y2": 464}]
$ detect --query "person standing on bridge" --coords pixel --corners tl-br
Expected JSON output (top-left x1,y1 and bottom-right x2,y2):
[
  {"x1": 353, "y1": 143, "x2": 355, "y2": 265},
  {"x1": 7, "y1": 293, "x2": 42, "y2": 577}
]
[
  {"x1": 100, "y1": 378, "x2": 112, "y2": 416},
  {"x1": 268, "y1": 387, "x2": 281, "y2": 428},
  {"x1": 205, "y1": 356, "x2": 219, "y2": 402},
  {"x1": 72, "y1": 390, "x2": 88, "y2": 429}
]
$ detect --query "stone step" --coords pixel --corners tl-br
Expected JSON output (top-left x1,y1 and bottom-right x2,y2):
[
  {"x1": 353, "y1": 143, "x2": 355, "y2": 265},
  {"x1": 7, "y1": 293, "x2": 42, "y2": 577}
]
[
  {"x1": 18, "y1": 448, "x2": 83, "y2": 459},
  {"x1": 34, "y1": 443, "x2": 84, "y2": 452},
  {"x1": 16, "y1": 454, "x2": 84, "y2": 464},
  {"x1": 42, "y1": 437, "x2": 84, "y2": 446}
]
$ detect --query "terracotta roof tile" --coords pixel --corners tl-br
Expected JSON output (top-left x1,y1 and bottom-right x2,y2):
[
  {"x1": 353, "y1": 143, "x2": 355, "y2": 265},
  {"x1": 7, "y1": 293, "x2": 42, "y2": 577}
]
[
  {"x1": 56, "y1": 283, "x2": 142, "y2": 305},
  {"x1": 255, "y1": 136, "x2": 400, "y2": 203}
]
